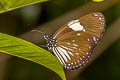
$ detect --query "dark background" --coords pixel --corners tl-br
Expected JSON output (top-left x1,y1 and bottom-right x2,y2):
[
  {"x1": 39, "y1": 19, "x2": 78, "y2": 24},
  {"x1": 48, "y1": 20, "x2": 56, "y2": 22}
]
[{"x1": 0, "y1": 0, "x2": 120, "y2": 80}]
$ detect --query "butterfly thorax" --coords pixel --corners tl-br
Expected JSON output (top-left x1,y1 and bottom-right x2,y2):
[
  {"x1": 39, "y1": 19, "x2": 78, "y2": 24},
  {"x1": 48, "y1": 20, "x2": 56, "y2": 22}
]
[{"x1": 44, "y1": 34, "x2": 57, "y2": 51}]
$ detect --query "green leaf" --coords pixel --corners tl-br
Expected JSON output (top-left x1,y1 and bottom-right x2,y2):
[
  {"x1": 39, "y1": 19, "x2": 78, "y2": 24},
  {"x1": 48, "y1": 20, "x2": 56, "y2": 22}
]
[
  {"x1": 0, "y1": 0, "x2": 47, "y2": 13},
  {"x1": 92, "y1": 0, "x2": 104, "y2": 2},
  {"x1": 0, "y1": 33, "x2": 66, "y2": 80}
]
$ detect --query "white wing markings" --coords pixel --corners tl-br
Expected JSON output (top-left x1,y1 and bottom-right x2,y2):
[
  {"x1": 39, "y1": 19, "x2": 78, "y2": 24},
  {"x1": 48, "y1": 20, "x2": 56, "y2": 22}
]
[
  {"x1": 57, "y1": 47, "x2": 71, "y2": 60},
  {"x1": 52, "y1": 47, "x2": 65, "y2": 65},
  {"x1": 56, "y1": 47, "x2": 68, "y2": 62}
]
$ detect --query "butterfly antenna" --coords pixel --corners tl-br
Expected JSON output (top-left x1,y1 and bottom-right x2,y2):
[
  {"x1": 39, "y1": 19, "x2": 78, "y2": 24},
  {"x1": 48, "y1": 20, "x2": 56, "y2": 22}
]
[{"x1": 31, "y1": 30, "x2": 45, "y2": 35}]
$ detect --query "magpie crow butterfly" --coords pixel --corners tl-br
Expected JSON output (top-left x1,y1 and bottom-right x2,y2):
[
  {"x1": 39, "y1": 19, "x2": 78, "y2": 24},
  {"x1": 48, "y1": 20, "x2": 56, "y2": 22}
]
[{"x1": 32, "y1": 12, "x2": 105, "y2": 70}]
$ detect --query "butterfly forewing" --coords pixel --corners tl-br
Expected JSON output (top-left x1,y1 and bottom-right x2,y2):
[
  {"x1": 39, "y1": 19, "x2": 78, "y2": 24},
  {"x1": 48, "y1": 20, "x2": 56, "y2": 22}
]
[{"x1": 52, "y1": 12, "x2": 105, "y2": 70}]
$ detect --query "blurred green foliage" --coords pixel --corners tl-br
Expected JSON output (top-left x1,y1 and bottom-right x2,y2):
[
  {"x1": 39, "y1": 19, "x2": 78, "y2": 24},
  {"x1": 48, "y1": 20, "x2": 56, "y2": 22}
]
[
  {"x1": 103, "y1": 2, "x2": 120, "y2": 27},
  {"x1": 0, "y1": 0, "x2": 47, "y2": 13},
  {"x1": 5, "y1": 57, "x2": 59, "y2": 80},
  {"x1": 41, "y1": 0, "x2": 85, "y2": 21},
  {"x1": 0, "y1": 0, "x2": 120, "y2": 80}
]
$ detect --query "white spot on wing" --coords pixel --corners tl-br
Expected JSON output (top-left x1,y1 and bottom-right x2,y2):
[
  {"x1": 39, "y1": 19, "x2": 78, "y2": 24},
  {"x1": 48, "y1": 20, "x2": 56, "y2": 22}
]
[
  {"x1": 82, "y1": 56, "x2": 85, "y2": 58},
  {"x1": 68, "y1": 64, "x2": 70, "y2": 66},
  {"x1": 93, "y1": 13, "x2": 98, "y2": 16},
  {"x1": 80, "y1": 58, "x2": 82, "y2": 60},
  {"x1": 77, "y1": 33, "x2": 80, "y2": 36},
  {"x1": 77, "y1": 60, "x2": 80, "y2": 63},
  {"x1": 74, "y1": 62, "x2": 77, "y2": 64},
  {"x1": 67, "y1": 43, "x2": 71, "y2": 45},
  {"x1": 79, "y1": 64, "x2": 82, "y2": 66},
  {"x1": 100, "y1": 27, "x2": 102, "y2": 29},
  {"x1": 68, "y1": 51, "x2": 73, "y2": 56},
  {"x1": 97, "y1": 38, "x2": 99, "y2": 41},
  {"x1": 83, "y1": 29, "x2": 86, "y2": 32},
  {"x1": 88, "y1": 56, "x2": 90, "y2": 58},
  {"x1": 88, "y1": 38, "x2": 90, "y2": 42},
  {"x1": 68, "y1": 19, "x2": 84, "y2": 31},
  {"x1": 86, "y1": 52, "x2": 88, "y2": 55},
  {"x1": 68, "y1": 20, "x2": 79, "y2": 25},
  {"x1": 73, "y1": 47, "x2": 77, "y2": 49},
  {"x1": 99, "y1": 17, "x2": 102, "y2": 20},
  {"x1": 89, "y1": 46, "x2": 91, "y2": 49},
  {"x1": 73, "y1": 43, "x2": 78, "y2": 47},
  {"x1": 60, "y1": 45, "x2": 74, "y2": 52},
  {"x1": 72, "y1": 40, "x2": 75, "y2": 42},
  {"x1": 93, "y1": 36, "x2": 97, "y2": 41},
  {"x1": 75, "y1": 53, "x2": 79, "y2": 55},
  {"x1": 67, "y1": 67, "x2": 69, "y2": 69}
]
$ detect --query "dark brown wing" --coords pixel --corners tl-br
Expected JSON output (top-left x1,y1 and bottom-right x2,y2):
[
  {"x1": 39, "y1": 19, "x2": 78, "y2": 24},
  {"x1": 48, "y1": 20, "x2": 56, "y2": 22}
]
[{"x1": 52, "y1": 12, "x2": 105, "y2": 70}]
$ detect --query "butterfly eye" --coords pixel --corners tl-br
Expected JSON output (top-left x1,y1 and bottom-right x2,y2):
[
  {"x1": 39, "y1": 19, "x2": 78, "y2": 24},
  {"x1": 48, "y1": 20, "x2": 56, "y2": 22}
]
[
  {"x1": 44, "y1": 34, "x2": 50, "y2": 40},
  {"x1": 44, "y1": 12, "x2": 105, "y2": 70}
]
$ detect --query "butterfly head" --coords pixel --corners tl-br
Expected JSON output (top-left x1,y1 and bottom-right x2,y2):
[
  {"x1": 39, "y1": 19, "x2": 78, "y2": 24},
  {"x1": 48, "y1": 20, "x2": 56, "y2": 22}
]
[{"x1": 44, "y1": 34, "x2": 57, "y2": 50}]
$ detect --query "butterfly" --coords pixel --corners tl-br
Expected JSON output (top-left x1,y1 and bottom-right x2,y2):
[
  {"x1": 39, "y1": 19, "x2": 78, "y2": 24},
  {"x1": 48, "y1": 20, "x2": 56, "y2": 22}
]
[{"x1": 32, "y1": 12, "x2": 105, "y2": 70}]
